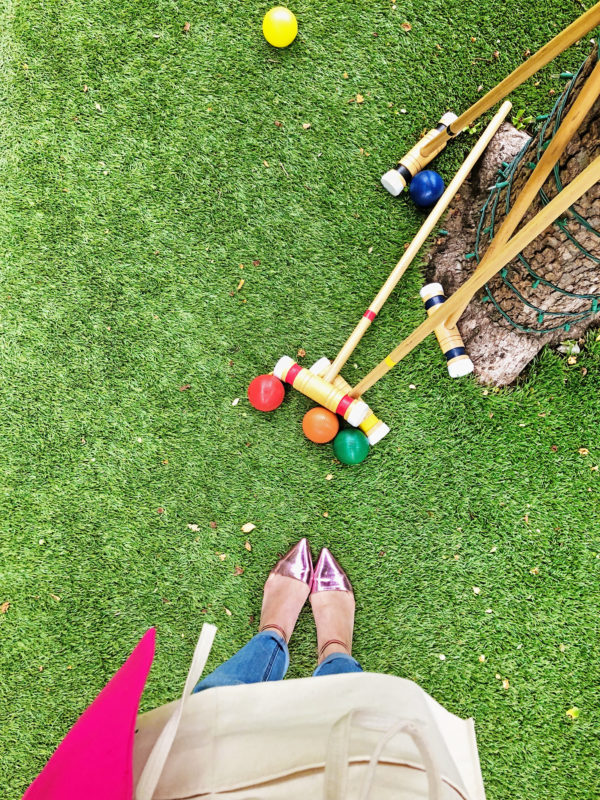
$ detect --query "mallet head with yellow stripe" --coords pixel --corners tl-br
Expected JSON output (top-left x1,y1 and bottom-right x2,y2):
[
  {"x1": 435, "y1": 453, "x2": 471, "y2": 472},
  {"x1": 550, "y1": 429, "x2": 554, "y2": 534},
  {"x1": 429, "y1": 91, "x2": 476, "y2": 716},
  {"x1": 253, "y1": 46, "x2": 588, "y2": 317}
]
[
  {"x1": 309, "y1": 358, "x2": 390, "y2": 446},
  {"x1": 419, "y1": 282, "x2": 474, "y2": 378}
]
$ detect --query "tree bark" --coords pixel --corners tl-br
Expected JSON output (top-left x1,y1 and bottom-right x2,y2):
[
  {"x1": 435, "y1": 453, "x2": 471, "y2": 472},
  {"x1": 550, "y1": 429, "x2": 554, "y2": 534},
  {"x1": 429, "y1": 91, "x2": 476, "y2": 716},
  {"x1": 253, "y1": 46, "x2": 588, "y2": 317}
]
[{"x1": 426, "y1": 47, "x2": 600, "y2": 385}]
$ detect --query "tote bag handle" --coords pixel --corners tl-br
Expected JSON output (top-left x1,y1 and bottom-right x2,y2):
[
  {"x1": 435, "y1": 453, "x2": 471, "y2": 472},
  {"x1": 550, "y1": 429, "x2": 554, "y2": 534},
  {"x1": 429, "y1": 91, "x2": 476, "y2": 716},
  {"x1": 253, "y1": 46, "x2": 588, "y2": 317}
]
[
  {"x1": 135, "y1": 623, "x2": 217, "y2": 800},
  {"x1": 325, "y1": 708, "x2": 444, "y2": 800}
]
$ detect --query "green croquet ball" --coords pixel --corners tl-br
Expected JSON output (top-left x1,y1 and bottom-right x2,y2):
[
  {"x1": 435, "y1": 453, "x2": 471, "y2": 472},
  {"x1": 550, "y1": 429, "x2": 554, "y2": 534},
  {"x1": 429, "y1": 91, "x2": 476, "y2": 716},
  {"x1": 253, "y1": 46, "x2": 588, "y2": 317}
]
[{"x1": 332, "y1": 429, "x2": 369, "y2": 465}]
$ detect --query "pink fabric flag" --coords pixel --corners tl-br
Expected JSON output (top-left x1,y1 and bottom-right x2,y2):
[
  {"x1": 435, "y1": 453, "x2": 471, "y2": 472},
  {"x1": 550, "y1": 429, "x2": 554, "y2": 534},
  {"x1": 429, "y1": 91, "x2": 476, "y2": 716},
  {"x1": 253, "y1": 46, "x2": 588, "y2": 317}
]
[{"x1": 23, "y1": 628, "x2": 156, "y2": 800}]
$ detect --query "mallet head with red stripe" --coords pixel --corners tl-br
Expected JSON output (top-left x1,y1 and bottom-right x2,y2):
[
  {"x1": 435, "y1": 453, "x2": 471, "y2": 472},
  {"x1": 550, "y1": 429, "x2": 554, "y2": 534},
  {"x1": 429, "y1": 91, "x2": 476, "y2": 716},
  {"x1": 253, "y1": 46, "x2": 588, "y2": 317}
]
[{"x1": 273, "y1": 356, "x2": 370, "y2": 427}]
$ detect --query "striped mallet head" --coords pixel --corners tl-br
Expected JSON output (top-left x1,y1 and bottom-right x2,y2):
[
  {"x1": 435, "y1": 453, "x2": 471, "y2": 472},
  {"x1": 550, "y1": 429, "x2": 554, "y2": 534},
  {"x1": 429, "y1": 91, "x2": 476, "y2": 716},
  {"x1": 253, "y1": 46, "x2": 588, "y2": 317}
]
[
  {"x1": 310, "y1": 358, "x2": 390, "y2": 445},
  {"x1": 381, "y1": 112, "x2": 458, "y2": 197},
  {"x1": 273, "y1": 357, "x2": 370, "y2": 427},
  {"x1": 419, "y1": 282, "x2": 474, "y2": 378}
]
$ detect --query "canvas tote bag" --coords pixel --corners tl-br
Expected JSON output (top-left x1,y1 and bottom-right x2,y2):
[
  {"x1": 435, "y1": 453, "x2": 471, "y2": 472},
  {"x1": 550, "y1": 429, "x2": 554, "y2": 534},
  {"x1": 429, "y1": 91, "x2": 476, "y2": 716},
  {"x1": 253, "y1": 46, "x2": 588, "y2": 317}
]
[{"x1": 133, "y1": 625, "x2": 486, "y2": 800}]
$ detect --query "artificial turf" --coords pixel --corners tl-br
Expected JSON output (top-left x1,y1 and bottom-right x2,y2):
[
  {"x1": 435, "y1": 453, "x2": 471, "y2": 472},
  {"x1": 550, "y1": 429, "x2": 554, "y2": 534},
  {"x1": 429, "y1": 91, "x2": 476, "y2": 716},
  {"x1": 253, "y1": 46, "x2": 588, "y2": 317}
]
[{"x1": 1, "y1": 1, "x2": 599, "y2": 797}]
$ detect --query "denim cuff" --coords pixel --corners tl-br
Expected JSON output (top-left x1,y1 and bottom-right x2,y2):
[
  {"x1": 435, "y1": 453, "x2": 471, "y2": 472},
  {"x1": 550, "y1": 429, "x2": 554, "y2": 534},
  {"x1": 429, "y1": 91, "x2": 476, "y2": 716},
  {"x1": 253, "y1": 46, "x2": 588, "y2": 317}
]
[
  {"x1": 255, "y1": 629, "x2": 290, "y2": 675},
  {"x1": 313, "y1": 651, "x2": 363, "y2": 677}
]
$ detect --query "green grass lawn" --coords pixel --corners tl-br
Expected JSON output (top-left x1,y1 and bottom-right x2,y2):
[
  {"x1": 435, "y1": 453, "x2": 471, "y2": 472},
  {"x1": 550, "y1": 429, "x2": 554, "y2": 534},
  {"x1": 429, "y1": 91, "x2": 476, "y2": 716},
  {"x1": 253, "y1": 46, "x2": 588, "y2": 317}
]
[{"x1": 1, "y1": 1, "x2": 599, "y2": 797}]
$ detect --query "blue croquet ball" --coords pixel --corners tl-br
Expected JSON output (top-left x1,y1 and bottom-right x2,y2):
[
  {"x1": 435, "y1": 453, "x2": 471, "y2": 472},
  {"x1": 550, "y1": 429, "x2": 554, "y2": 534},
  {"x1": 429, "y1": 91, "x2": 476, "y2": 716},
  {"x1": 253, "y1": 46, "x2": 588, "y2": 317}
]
[
  {"x1": 333, "y1": 429, "x2": 370, "y2": 465},
  {"x1": 409, "y1": 170, "x2": 445, "y2": 208}
]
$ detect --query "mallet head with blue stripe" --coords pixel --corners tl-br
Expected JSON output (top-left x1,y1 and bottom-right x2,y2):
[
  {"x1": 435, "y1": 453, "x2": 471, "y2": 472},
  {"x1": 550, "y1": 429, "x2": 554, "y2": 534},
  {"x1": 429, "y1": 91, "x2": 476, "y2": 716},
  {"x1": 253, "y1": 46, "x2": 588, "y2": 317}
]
[
  {"x1": 420, "y1": 283, "x2": 474, "y2": 378},
  {"x1": 381, "y1": 112, "x2": 458, "y2": 197}
]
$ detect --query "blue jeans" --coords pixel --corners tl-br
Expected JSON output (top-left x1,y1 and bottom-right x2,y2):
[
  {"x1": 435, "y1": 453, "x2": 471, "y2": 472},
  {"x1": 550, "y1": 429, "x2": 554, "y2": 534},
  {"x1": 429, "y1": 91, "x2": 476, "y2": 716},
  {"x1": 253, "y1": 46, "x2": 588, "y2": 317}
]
[{"x1": 193, "y1": 631, "x2": 363, "y2": 692}]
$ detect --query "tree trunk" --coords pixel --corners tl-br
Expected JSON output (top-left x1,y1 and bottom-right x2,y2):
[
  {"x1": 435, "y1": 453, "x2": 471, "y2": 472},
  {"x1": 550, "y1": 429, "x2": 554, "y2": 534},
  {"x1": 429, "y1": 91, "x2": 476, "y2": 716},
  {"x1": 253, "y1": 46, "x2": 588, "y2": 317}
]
[{"x1": 426, "y1": 46, "x2": 600, "y2": 385}]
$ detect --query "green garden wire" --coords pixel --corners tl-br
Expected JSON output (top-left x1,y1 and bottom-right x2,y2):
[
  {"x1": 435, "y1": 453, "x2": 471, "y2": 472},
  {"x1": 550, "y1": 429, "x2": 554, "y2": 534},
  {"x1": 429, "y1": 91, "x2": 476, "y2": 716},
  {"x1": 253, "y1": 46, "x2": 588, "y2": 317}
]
[{"x1": 470, "y1": 57, "x2": 600, "y2": 334}]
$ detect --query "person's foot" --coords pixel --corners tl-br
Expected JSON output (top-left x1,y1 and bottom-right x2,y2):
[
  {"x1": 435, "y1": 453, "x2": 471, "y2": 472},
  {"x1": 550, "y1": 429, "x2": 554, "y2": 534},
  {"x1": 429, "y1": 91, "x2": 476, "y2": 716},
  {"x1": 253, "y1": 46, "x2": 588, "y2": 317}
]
[
  {"x1": 259, "y1": 538, "x2": 313, "y2": 642},
  {"x1": 310, "y1": 548, "x2": 355, "y2": 662}
]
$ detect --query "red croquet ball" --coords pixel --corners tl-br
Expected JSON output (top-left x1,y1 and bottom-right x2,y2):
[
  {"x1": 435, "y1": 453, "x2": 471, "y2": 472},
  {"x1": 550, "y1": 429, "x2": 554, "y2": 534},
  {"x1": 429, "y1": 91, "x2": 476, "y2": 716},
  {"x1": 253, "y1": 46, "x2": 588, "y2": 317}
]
[
  {"x1": 247, "y1": 374, "x2": 285, "y2": 411},
  {"x1": 302, "y1": 407, "x2": 340, "y2": 443}
]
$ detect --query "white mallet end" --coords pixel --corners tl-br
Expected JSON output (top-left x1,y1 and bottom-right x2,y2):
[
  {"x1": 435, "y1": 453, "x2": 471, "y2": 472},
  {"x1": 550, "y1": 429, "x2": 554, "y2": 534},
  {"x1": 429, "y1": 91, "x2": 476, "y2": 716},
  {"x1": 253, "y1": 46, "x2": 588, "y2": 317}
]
[
  {"x1": 346, "y1": 399, "x2": 370, "y2": 427},
  {"x1": 273, "y1": 355, "x2": 294, "y2": 380},
  {"x1": 419, "y1": 282, "x2": 444, "y2": 299},
  {"x1": 367, "y1": 421, "x2": 390, "y2": 445},
  {"x1": 447, "y1": 357, "x2": 474, "y2": 378},
  {"x1": 439, "y1": 111, "x2": 458, "y2": 127},
  {"x1": 381, "y1": 168, "x2": 407, "y2": 197},
  {"x1": 310, "y1": 357, "x2": 331, "y2": 376}
]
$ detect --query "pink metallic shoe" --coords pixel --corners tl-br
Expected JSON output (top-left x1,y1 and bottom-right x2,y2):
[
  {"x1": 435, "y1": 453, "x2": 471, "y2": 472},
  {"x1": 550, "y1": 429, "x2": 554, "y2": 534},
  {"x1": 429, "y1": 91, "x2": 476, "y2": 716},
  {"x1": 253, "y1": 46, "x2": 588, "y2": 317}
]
[
  {"x1": 311, "y1": 549, "x2": 354, "y2": 660},
  {"x1": 270, "y1": 537, "x2": 314, "y2": 585},
  {"x1": 311, "y1": 548, "x2": 353, "y2": 594},
  {"x1": 260, "y1": 538, "x2": 313, "y2": 642}
]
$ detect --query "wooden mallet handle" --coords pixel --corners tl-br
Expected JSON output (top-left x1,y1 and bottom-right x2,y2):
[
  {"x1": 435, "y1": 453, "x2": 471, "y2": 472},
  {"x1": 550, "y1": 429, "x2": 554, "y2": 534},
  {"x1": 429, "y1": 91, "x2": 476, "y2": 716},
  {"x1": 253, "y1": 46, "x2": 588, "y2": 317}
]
[
  {"x1": 471, "y1": 59, "x2": 600, "y2": 271},
  {"x1": 447, "y1": 57, "x2": 600, "y2": 326},
  {"x1": 421, "y1": 2, "x2": 600, "y2": 159}
]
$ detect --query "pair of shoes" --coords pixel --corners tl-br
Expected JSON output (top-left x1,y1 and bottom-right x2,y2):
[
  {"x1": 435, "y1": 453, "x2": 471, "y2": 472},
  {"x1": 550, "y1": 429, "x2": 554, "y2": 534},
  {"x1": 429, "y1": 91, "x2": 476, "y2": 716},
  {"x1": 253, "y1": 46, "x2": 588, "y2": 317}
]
[
  {"x1": 260, "y1": 539, "x2": 354, "y2": 662},
  {"x1": 271, "y1": 538, "x2": 353, "y2": 595}
]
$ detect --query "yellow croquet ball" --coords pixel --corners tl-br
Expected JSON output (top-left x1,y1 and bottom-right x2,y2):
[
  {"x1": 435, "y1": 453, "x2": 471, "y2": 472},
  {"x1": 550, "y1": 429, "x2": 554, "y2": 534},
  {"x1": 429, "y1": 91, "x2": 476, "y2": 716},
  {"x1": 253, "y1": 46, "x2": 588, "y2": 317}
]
[{"x1": 262, "y1": 6, "x2": 298, "y2": 48}]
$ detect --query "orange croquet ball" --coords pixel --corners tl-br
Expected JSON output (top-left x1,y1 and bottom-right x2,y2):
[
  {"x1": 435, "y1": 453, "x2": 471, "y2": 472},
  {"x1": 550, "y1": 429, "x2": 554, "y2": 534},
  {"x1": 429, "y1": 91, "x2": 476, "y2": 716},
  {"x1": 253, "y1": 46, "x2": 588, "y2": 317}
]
[{"x1": 302, "y1": 407, "x2": 340, "y2": 443}]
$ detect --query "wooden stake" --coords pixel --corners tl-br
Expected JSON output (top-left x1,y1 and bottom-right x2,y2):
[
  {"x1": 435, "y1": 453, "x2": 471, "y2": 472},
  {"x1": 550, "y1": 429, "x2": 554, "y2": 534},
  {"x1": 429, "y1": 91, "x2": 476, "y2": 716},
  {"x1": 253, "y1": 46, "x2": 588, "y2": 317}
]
[
  {"x1": 351, "y1": 155, "x2": 600, "y2": 397},
  {"x1": 420, "y1": 2, "x2": 600, "y2": 159},
  {"x1": 323, "y1": 101, "x2": 512, "y2": 385}
]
